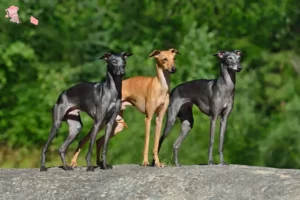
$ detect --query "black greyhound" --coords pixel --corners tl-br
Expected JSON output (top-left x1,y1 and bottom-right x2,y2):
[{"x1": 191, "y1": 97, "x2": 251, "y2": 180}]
[
  {"x1": 157, "y1": 50, "x2": 243, "y2": 166},
  {"x1": 40, "y1": 52, "x2": 133, "y2": 171}
]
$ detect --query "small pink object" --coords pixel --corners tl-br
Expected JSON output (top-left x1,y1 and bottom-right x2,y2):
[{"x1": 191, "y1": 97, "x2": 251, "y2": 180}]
[
  {"x1": 5, "y1": 5, "x2": 20, "y2": 24},
  {"x1": 30, "y1": 16, "x2": 38, "y2": 25}
]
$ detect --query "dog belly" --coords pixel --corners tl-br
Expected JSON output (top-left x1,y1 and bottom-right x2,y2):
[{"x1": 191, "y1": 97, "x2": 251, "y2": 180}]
[
  {"x1": 133, "y1": 103, "x2": 146, "y2": 114},
  {"x1": 123, "y1": 99, "x2": 146, "y2": 114},
  {"x1": 196, "y1": 102, "x2": 210, "y2": 116}
]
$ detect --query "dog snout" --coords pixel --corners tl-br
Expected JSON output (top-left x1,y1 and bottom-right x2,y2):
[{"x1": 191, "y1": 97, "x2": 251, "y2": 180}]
[
  {"x1": 115, "y1": 68, "x2": 125, "y2": 76},
  {"x1": 170, "y1": 66, "x2": 177, "y2": 73},
  {"x1": 235, "y1": 66, "x2": 242, "y2": 72},
  {"x1": 120, "y1": 70, "x2": 125, "y2": 75}
]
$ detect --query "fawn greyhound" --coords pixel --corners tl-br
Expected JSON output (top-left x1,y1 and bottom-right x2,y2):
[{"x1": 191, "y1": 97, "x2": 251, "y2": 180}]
[
  {"x1": 156, "y1": 50, "x2": 243, "y2": 166},
  {"x1": 70, "y1": 48, "x2": 179, "y2": 168},
  {"x1": 40, "y1": 52, "x2": 132, "y2": 171}
]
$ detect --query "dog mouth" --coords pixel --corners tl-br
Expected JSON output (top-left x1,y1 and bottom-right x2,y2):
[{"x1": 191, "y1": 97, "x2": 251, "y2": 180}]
[
  {"x1": 168, "y1": 68, "x2": 177, "y2": 74},
  {"x1": 115, "y1": 71, "x2": 125, "y2": 76},
  {"x1": 230, "y1": 65, "x2": 242, "y2": 72}
]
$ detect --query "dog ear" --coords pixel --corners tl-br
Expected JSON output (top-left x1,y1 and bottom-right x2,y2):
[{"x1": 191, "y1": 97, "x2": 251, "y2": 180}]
[
  {"x1": 99, "y1": 53, "x2": 112, "y2": 61},
  {"x1": 234, "y1": 50, "x2": 243, "y2": 56},
  {"x1": 213, "y1": 50, "x2": 226, "y2": 58},
  {"x1": 121, "y1": 52, "x2": 133, "y2": 59},
  {"x1": 169, "y1": 48, "x2": 180, "y2": 55},
  {"x1": 149, "y1": 50, "x2": 161, "y2": 58}
]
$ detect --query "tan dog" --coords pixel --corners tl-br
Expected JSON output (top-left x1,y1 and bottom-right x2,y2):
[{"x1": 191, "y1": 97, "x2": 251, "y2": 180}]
[{"x1": 70, "y1": 48, "x2": 179, "y2": 167}]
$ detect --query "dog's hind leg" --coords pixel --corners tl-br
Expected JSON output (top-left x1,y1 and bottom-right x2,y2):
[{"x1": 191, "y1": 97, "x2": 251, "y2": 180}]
[
  {"x1": 70, "y1": 130, "x2": 91, "y2": 168},
  {"x1": 151, "y1": 100, "x2": 182, "y2": 166},
  {"x1": 40, "y1": 103, "x2": 67, "y2": 171},
  {"x1": 70, "y1": 123, "x2": 106, "y2": 168},
  {"x1": 157, "y1": 100, "x2": 183, "y2": 153},
  {"x1": 173, "y1": 103, "x2": 194, "y2": 167},
  {"x1": 59, "y1": 115, "x2": 82, "y2": 170}
]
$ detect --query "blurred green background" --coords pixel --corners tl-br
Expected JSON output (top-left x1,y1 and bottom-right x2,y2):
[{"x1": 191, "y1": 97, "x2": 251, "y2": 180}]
[{"x1": 0, "y1": 0, "x2": 299, "y2": 169}]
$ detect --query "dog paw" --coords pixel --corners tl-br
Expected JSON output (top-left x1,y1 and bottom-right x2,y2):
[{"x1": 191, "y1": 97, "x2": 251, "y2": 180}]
[
  {"x1": 86, "y1": 166, "x2": 94, "y2": 172},
  {"x1": 70, "y1": 160, "x2": 77, "y2": 168},
  {"x1": 97, "y1": 161, "x2": 103, "y2": 167},
  {"x1": 142, "y1": 161, "x2": 150, "y2": 166},
  {"x1": 40, "y1": 166, "x2": 47, "y2": 172},
  {"x1": 61, "y1": 166, "x2": 73, "y2": 171},
  {"x1": 154, "y1": 162, "x2": 164, "y2": 167},
  {"x1": 218, "y1": 162, "x2": 229, "y2": 166},
  {"x1": 101, "y1": 164, "x2": 113, "y2": 170},
  {"x1": 208, "y1": 161, "x2": 214, "y2": 165}
]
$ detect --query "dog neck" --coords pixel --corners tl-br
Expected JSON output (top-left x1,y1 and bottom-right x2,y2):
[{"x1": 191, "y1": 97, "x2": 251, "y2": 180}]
[
  {"x1": 156, "y1": 63, "x2": 171, "y2": 91},
  {"x1": 106, "y1": 71, "x2": 122, "y2": 99},
  {"x1": 217, "y1": 63, "x2": 236, "y2": 89}
]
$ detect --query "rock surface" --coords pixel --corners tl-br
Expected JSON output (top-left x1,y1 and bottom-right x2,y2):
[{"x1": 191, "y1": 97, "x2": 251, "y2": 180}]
[{"x1": 0, "y1": 165, "x2": 300, "y2": 200}]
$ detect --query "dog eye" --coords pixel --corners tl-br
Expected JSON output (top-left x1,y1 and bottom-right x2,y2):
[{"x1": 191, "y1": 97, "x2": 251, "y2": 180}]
[
  {"x1": 174, "y1": 57, "x2": 176, "y2": 60},
  {"x1": 112, "y1": 60, "x2": 117, "y2": 64},
  {"x1": 163, "y1": 58, "x2": 168, "y2": 62}
]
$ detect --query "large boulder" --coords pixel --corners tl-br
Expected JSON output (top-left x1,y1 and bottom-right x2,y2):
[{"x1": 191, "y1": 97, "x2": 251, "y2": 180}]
[{"x1": 0, "y1": 165, "x2": 300, "y2": 200}]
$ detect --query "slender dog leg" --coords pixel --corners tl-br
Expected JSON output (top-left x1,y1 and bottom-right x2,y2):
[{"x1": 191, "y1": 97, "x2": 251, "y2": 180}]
[
  {"x1": 208, "y1": 115, "x2": 217, "y2": 165},
  {"x1": 173, "y1": 119, "x2": 193, "y2": 167},
  {"x1": 151, "y1": 102, "x2": 181, "y2": 166},
  {"x1": 70, "y1": 131, "x2": 91, "y2": 168},
  {"x1": 153, "y1": 97, "x2": 170, "y2": 167},
  {"x1": 101, "y1": 103, "x2": 121, "y2": 169},
  {"x1": 143, "y1": 113, "x2": 154, "y2": 166},
  {"x1": 157, "y1": 102, "x2": 178, "y2": 152},
  {"x1": 173, "y1": 106, "x2": 194, "y2": 167},
  {"x1": 157, "y1": 100, "x2": 185, "y2": 153},
  {"x1": 96, "y1": 120, "x2": 124, "y2": 166},
  {"x1": 40, "y1": 104, "x2": 65, "y2": 171},
  {"x1": 70, "y1": 122, "x2": 106, "y2": 167},
  {"x1": 100, "y1": 122, "x2": 114, "y2": 169},
  {"x1": 86, "y1": 121, "x2": 102, "y2": 171},
  {"x1": 219, "y1": 107, "x2": 232, "y2": 165},
  {"x1": 59, "y1": 117, "x2": 82, "y2": 170}
]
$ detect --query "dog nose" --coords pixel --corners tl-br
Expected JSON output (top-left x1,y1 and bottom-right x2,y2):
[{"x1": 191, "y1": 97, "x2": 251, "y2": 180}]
[
  {"x1": 236, "y1": 66, "x2": 242, "y2": 72},
  {"x1": 171, "y1": 67, "x2": 176, "y2": 73}
]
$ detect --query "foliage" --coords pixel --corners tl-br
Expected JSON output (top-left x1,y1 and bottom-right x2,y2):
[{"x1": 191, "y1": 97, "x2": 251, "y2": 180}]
[{"x1": 0, "y1": 0, "x2": 299, "y2": 168}]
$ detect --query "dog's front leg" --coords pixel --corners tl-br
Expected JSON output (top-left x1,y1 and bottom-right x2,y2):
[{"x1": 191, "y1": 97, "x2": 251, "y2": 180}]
[
  {"x1": 143, "y1": 113, "x2": 154, "y2": 166},
  {"x1": 153, "y1": 96, "x2": 170, "y2": 167},
  {"x1": 86, "y1": 116, "x2": 104, "y2": 172},
  {"x1": 218, "y1": 105, "x2": 232, "y2": 165},
  {"x1": 208, "y1": 115, "x2": 217, "y2": 165},
  {"x1": 101, "y1": 101, "x2": 121, "y2": 169}
]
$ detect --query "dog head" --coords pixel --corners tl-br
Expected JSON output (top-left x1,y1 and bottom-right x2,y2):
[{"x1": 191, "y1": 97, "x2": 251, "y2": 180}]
[
  {"x1": 214, "y1": 50, "x2": 243, "y2": 72},
  {"x1": 99, "y1": 52, "x2": 133, "y2": 76},
  {"x1": 149, "y1": 48, "x2": 179, "y2": 74}
]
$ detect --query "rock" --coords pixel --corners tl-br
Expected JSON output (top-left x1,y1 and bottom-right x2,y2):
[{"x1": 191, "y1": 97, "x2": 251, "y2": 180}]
[{"x1": 0, "y1": 165, "x2": 300, "y2": 200}]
